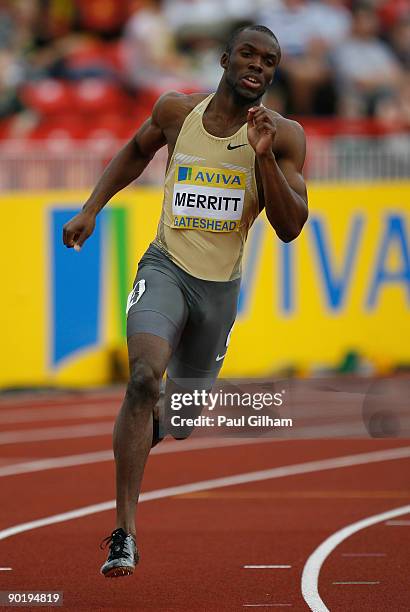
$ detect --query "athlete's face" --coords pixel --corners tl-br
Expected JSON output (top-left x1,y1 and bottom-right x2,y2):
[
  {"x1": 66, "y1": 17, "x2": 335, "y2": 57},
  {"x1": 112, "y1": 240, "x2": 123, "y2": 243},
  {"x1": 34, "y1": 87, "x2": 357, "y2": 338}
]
[{"x1": 221, "y1": 31, "x2": 279, "y2": 102}]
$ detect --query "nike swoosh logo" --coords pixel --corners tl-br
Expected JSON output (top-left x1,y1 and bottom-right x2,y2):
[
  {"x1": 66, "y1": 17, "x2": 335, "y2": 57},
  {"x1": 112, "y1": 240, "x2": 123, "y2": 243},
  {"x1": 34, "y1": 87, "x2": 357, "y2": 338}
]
[
  {"x1": 216, "y1": 352, "x2": 227, "y2": 361},
  {"x1": 227, "y1": 143, "x2": 247, "y2": 150}
]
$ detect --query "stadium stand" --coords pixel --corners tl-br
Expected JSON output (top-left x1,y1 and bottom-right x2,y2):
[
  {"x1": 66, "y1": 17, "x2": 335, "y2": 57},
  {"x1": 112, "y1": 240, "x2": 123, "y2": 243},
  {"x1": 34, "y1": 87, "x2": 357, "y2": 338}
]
[{"x1": 0, "y1": 0, "x2": 408, "y2": 188}]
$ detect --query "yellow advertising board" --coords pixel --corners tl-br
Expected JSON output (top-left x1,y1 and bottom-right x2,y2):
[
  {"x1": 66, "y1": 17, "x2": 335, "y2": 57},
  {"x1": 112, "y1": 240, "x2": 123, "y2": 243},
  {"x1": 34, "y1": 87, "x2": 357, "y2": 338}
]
[{"x1": 1, "y1": 183, "x2": 409, "y2": 387}]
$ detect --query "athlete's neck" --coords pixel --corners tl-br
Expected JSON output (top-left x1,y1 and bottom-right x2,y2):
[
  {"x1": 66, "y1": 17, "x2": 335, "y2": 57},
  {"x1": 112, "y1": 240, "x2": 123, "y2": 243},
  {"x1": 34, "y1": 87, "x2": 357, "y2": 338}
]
[{"x1": 208, "y1": 80, "x2": 262, "y2": 126}]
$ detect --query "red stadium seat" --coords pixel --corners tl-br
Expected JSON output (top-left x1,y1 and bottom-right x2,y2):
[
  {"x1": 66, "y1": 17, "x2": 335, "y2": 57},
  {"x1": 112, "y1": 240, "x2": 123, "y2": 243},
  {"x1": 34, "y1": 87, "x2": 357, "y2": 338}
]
[
  {"x1": 20, "y1": 80, "x2": 74, "y2": 115},
  {"x1": 71, "y1": 79, "x2": 130, "y2": 114},
  {"x1": 27, "y1": 117, "x2": 88, "y2": 151},
  {"x1": 85, "y1": 113, "x2": 128, "y2": 136},
  {"x1": 85, "y1": 129, "x2": 121, "y2": 153}
]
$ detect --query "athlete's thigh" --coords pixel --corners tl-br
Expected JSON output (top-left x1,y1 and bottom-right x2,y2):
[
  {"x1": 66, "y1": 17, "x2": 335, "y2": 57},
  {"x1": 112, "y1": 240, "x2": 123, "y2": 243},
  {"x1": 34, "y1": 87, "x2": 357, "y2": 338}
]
[
  {"x1": 127, "y1": 333, "x2": 172, "y2": 380},
  {"x1": 126, "y1": 262, "x2": 188, "y2": 358},
  {"x1": 168, "y1": 278, "x2": 240, "y2": 386}
]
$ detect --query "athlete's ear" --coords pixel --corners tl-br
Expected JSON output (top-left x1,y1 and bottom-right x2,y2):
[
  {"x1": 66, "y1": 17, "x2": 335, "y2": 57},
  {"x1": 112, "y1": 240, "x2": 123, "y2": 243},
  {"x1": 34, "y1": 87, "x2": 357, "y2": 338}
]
[{"x1": 220, "y1": 52, "x2": 229, "y2": 70}]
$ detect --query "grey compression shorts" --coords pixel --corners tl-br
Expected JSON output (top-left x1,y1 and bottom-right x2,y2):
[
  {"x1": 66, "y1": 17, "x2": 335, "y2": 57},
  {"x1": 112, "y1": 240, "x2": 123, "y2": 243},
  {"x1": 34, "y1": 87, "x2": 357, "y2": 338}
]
[{"x1": 126, "y1": 243, "x2": 240, "y2": 389}]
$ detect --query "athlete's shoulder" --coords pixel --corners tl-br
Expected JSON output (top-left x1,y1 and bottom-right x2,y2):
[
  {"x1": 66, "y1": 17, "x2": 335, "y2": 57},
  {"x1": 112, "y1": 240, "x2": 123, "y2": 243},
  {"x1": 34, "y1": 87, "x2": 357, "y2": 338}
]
[
  {"x1": 152, "y1": 91, "x2": 210, "y2": 130},
  {"x1": 264, "y1": 108, "x2": 305, "y2": 139},
  {"x1": 264, "y1": 108, "x2": 306, "y2": 158}
]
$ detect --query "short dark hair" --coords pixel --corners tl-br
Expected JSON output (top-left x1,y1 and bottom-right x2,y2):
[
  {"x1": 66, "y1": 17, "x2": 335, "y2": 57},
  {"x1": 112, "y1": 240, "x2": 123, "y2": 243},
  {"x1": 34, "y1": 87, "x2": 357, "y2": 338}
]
[{"x1": 225, "y1": 25, "x2": 281, "y2": 62}]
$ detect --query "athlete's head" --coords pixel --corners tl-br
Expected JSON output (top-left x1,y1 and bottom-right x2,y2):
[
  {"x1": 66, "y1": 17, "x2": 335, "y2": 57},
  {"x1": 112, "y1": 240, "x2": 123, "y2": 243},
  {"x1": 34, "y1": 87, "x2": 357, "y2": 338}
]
[{"x1": 221, "y1": 25, "x2": 281, "y2": 102}]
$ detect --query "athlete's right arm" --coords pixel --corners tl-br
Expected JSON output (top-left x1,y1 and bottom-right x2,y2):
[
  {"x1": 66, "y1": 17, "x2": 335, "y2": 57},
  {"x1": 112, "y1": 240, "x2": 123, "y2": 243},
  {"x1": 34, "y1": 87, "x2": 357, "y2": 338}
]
[{"x1": 62, "y1": 94, "x2": 171, "y2": 250}]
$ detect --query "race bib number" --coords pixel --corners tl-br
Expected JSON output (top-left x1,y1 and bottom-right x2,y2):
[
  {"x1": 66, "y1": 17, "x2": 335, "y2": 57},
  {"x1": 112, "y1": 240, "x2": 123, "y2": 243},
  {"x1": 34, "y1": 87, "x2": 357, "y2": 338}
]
[{"x1": 172, "y1": 165, "x2": 245, "y2": 232}]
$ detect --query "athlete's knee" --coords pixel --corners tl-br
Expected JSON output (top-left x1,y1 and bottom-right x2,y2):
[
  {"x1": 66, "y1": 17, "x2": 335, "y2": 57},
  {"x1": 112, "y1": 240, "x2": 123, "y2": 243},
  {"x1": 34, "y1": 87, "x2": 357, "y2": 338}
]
[{"x1": 126, "y1": 359, "x2": 160, "y2": 412}]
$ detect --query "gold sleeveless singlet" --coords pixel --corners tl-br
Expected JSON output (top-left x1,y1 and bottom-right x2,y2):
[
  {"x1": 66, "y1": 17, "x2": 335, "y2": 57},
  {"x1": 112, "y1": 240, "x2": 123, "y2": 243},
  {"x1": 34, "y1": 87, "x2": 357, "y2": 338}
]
[{"x1": 153, "y1": 94, "x2": 260, "y2": 281}]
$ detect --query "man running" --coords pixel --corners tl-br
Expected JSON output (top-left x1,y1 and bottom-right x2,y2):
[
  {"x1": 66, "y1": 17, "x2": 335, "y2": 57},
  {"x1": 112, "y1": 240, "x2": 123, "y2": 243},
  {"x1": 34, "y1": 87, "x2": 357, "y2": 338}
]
[{"x1": 63, "y1": 24, "x2": 308, "y2": 578}]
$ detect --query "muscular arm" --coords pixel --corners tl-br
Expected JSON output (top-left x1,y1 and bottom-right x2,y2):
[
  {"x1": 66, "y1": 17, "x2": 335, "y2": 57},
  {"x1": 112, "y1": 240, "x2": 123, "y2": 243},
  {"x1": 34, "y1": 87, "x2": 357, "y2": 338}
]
[
  {"x1": 250, "y1": 109, "x2": 308, "y2": 242},
  {"x1": 82, "y1": 104, "x2": 167, "y2": 216},
  {"x1": 63, "y1": 94, "x2": 171, "y2": 249}
]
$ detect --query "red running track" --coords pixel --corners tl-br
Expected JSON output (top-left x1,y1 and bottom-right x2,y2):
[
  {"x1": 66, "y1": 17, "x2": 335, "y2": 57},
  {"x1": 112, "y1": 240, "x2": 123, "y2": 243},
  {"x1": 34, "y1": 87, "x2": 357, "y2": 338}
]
[{"x1": 0, "y1": 390, "x2": 409, "y2": 611}]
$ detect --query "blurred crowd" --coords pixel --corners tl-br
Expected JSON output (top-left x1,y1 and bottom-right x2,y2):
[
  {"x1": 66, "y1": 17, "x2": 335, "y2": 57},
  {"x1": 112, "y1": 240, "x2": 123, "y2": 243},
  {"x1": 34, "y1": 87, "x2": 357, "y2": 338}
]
[{"x1": 0, "y1": 0, "x2": 409, "y2": 139}]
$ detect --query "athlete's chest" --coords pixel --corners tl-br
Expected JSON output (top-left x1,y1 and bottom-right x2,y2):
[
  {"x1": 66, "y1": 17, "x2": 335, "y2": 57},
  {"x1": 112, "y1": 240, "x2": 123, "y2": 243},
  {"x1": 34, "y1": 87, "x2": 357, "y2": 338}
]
[
  {"x1": 202, "y1": 112, "x2": 246, "y2": 139},
  {"x1": 165, "y1": 124, "x2": 258, "y2": 232},
  {"x1": 163, "y1": 106, "x2": 249, "y2": 160}
]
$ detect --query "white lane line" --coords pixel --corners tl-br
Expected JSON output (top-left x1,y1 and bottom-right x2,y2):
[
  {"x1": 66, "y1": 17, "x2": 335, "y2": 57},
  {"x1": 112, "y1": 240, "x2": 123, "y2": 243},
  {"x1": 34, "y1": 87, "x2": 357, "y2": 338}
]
[
  {"x1": 0, "y1": 567, "x2": 12, "y2": 571},
  {"x1": 4, "y1": 405, "x2": 361, "y2": 427},
  {"x1": 0, "y1": 447, "x2": 409, "y2": 542},
  {"x1": 0, "y1": 422, "x2": 113, "y2": 445},
  {"x1": 1, "y1": 439, "x2": 410, "y2": 480},
  {"x1": 332, "y1": 581, "x2": 379, "y2": 585},
  {"x1": 2, "y1": 412, "x2": 409, "y2": 447},
  {"x1": 0, "y1": 403, "x2": 118, "y2": 424},
  {"x1": 244, "y1": 565, "x2": 291, "y2": 569},
  {"x1": 301, "y1": 504, "x2": 410, "y2": 612},
  {"x1": 0, "y1": 392, "x2": 122, "y2": 408},
  {"x1": 289, "y1": 417, "x2": 410, "y2": 439},
  {"x1": 0, "y1": 437, "x2": 282, "y2": 477},
  {"x1": 341, "y1": 553, "x2": 386, "y2": 557},
  {"x1": 0, "y1": 451, "x2": 114, "y2": 477}
]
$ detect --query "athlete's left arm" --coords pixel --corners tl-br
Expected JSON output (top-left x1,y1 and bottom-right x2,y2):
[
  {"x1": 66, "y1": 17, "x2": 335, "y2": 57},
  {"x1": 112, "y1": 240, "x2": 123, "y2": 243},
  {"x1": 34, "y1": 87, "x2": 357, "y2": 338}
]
[{"x1": 249, "y1": 107, "x2": 308, "y2": 242}]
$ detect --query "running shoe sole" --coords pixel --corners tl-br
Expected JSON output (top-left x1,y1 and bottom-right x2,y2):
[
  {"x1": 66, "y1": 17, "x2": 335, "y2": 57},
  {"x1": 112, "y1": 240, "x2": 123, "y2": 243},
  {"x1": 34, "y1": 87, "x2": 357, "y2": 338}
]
[{"x1": 103, "y1": 565, "x2": 135, "y2": 578}]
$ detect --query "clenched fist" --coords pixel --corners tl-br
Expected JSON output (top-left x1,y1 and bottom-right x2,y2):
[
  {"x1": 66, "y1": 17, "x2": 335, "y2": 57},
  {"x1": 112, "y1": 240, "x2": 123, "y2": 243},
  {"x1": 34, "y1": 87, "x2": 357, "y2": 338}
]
[
  {"x1": 62, "y1": 210, "x2": 96, "y2": 251},
  {"x1": 247, "y1": 106, "x2": 277, "y2": 156}
]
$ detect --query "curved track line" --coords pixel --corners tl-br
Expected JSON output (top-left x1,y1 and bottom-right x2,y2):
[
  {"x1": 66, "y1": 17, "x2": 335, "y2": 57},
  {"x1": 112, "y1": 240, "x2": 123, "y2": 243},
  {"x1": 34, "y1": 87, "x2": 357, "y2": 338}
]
[
  {"x1": 0, "y1": 446, "x2": 409, "y2": 542},
  {"x1": 301, "y1": 504, "x2": 410, "y2": 612}
]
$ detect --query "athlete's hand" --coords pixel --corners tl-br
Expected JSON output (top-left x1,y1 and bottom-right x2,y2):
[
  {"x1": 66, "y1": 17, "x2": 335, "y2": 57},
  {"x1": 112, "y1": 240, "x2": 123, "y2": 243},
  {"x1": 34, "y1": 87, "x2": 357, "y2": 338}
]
[
  {"x1": 247, "y1": 106, "x2": 276, "y2": 156},
  {"x1": 62, "y1": 210, "x2": 96, "y2": 251}
]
